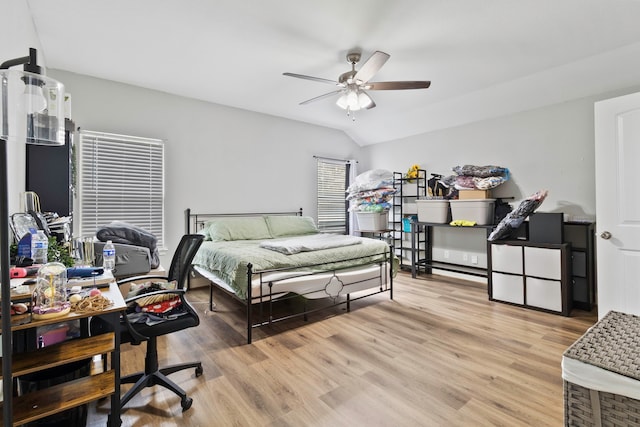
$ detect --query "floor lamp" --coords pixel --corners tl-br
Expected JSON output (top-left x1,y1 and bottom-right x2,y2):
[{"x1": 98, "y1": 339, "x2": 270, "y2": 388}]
[{"x1": 1, "y1": 48, "x2": 65, "y2": 425}]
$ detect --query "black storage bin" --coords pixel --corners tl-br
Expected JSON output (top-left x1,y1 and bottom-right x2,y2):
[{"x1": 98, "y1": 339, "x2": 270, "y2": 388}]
[{"x1": 529, "y1": 212, "x2": 564, "y2": 244}]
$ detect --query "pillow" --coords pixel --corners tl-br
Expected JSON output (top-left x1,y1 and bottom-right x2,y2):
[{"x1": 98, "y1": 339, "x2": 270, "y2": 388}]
[
  {"x1": 265, "y1": 216, "x2": 318, "y2": 238},
  {"x1": 488, "y1": 190, "x2": 548, "y2": 241},
  {"x1": 205, "y1": 217, "x2": 272, "y2": 241},
  {"x1": 197, "y1": 227, "x2": 210, "y2": 241}
]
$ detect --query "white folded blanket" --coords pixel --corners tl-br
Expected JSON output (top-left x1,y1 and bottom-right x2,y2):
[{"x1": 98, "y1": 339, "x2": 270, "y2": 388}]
[{"x1": 259, "y1": 233, "x2": 363, "y2": 255}]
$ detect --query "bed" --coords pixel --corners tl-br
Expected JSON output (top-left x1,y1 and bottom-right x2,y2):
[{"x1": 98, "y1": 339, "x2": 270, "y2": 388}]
[{"x1": 184, "y1": 208, "x2": 395, "y2": 343}]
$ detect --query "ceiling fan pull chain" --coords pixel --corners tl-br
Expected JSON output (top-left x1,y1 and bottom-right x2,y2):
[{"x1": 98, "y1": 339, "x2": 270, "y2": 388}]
[{"x1": 347, "y1": 107, "x2": 356, "y2": 121}]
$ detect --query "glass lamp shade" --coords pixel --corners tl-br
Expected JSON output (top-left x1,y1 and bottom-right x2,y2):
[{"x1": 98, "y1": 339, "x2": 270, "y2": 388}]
[
  {"x1": 336, "y1": 90, "x2": 364, "y2": 111},
  {"x1": 23, "y1": 77, "x2": 47, "y2": 113},
  {"x1": 0, "y1": 69, "x2": 65, "y2": 146},
  {"x1": 336, "y1": 89, "x2": 374, "y2": 112},
  {"x1": 346, "y1": 91, "x2": 361, "y2": 111},
  {"x1": 336, "y1": 93, "x2": 349, "y2": 109},
  {"x1": 357, "y1": 91, "x2": 373, "y2": 109}
]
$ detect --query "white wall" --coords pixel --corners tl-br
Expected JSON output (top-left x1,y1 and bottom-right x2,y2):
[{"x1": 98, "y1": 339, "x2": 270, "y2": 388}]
[{"x1": 47, "y1": 70, "x2": 361, "y2": 266}]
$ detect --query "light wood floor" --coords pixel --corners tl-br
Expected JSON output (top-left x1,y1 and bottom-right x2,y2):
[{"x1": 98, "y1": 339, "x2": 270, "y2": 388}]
[{"x1": 87, "y1": 271, "x2": 596, "y2": 427}]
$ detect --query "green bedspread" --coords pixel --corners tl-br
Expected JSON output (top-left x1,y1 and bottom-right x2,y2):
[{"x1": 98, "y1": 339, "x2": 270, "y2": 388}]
[{"x1": 192, "y1": 236, "x2": 395, "y2": 299}]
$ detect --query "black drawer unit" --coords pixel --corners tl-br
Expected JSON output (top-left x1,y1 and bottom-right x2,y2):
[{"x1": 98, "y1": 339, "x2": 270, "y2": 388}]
[{"x1": 563, "y1": 222, "x2": 596, "y2": 311}]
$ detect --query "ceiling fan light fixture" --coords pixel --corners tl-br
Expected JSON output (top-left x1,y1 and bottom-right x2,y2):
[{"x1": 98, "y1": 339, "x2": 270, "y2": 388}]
[
  {"x1": 336, "y1": 90, "x2": 361, "y2": 111},
  {"x1": 285, "y1": 49, "x2": 430, "y2": 118},
  {"x1": 346, "y1": 91, "x2": 360, "y2": 111}
]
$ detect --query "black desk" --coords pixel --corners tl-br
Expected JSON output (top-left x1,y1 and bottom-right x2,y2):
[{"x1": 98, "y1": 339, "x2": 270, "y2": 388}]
[{"x1": 410, "y1": 221, "x2": 495, "y2": 279}]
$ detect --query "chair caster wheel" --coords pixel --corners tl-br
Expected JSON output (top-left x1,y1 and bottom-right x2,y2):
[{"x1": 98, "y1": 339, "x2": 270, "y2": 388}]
[
  {"x1": 181, "y1": 397, "x2": 193, "y2": 411},
  {"x1": 195, "y1": 365, "x2": 203, "y2": 377}
]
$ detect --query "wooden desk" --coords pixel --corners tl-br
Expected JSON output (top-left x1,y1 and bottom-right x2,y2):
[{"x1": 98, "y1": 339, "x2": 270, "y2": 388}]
[{"x1": 0, "y1": 280, "x2": 126, "y2": 426}]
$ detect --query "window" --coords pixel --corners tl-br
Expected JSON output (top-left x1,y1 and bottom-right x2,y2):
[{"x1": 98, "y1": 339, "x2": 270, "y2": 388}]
[
  {"x1": 78, "y1": 130, "x2": 165, "y2": 248},
  {"x1": 316, "y1": 158, "x2": 350, "y2": 234}
]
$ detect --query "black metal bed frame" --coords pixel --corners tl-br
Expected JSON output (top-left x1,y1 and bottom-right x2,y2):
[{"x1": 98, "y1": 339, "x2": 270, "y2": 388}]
[{"x1": 184, "y1": 208, "x2": 394, "y2": 344}]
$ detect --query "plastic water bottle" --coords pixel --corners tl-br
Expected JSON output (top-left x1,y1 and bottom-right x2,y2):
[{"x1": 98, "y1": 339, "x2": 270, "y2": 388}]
[
  {"x1": 102, "y1": 240, "x2": 116, "y2": 271},
  {"x1": 31, "y1": 230, "x2": 48, "y2": 264}
]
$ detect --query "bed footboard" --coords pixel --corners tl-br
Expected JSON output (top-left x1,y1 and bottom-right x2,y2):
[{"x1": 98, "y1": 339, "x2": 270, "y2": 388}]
[
  {"x1": 242, "y1": 245, "x2": 393, "y2": 344},
  {"x1": 185, "y1": 208, "x2": 394, "y2": 344}
]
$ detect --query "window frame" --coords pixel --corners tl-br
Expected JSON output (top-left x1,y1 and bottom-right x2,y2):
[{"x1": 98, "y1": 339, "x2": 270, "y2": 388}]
[
  {"x1": 316, "y1": 157, "x2": 350, "y2": 234},
  {"x1": 77, "y1": 130, "x2": 165, "y2": 249}
]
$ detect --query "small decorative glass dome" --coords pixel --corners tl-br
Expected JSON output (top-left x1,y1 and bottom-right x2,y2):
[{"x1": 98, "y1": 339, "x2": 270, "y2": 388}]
[{"x1": 32, "y1": 262, "x2": 70, "y2": 320}]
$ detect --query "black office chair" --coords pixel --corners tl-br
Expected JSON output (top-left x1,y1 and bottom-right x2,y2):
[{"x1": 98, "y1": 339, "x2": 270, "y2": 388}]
[{"x1": 91, "y1": 234, "x2": 205, "y2": 411}]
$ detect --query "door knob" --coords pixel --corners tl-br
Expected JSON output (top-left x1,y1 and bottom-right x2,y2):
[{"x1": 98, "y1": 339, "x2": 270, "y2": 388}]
[{"x1": 600, "y1": 231, "x2": 612, "y2": 240}]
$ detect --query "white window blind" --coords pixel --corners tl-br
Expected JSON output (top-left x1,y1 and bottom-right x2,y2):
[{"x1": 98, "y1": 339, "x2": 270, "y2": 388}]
[
  {"x1": 78, "y1": 130, "x2": 165, "y2": 248},
  {"x1": 316, "y1": 158, "x2": 349, "y2": 234}
]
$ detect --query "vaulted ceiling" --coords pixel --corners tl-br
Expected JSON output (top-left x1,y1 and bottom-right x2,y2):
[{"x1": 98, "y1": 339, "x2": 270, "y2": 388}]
[{"x1": 27, "y1": 0, "x2": 640, "y2": 145}]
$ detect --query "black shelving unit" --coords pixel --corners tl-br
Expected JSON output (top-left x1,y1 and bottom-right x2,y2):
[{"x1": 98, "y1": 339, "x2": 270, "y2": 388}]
[
  {"x1": 410, "y1": 221, "x2": 495, "y2": 279},
  {"x1": 392, "y1": 170, "x2": 427, "y2": 269}
]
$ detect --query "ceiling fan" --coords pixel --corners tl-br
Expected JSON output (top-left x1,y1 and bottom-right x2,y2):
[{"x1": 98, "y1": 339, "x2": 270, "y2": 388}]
[{"x1": 283, "y1": 50, "x2": 431, "y2": 118}]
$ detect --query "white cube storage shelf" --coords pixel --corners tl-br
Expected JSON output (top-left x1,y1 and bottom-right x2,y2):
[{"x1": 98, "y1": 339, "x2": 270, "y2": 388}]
[
  {"x1": 489, "y1": 241, "x2": 571, "y2": 316},
  {"x1": 524, "y1": 246, "x2": 562, "y2": 279},
  {"x1": 526, "y1": 277, "x2": 563, "y2": 312},
  {"x1": 491, "y1": 244, "x2": 523, "y2": 274},
  {"x1": 491, "y1": 272, "x2": 524, "y2": 305}
]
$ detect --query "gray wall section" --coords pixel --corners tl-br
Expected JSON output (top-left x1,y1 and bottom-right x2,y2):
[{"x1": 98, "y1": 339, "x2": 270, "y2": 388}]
[
  {"x1": 363, "y1": 97, "x2": 599, "y2": 218},
  {"x1": 47, "y1": 70, "x2": 360, "y2": 267}
]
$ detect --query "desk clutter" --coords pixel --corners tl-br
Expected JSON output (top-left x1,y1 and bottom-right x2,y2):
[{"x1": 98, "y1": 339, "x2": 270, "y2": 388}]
[
  {"x1": 10, "y1": 208, "x2": 156, "y2": 279},
  {"x1": 5, "y1": 206, "x2": 157, "y2": 335},
  {"x1": 5, "y1": 263, "x2": 114, "y2": 327}
]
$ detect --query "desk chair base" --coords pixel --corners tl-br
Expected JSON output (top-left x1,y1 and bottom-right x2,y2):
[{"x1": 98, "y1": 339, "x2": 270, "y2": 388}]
[{"x1": 121, "y1": 337, "x2": 203, "y2": 412}]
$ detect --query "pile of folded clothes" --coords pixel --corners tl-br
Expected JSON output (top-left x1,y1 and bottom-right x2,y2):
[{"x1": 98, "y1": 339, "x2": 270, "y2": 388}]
[
  {"x1": 346, "y1": 169, "x2": 397, "y2": 213},
  {"x1": 449, "y1": 164, "x2": 510, "y2": 191}
]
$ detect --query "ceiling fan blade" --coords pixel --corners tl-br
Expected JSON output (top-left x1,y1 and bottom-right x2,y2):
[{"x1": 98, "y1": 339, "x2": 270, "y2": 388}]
[
  {"x1": 353, "y1": 51, "x2": 390, "y2": 83},
  {"x1": 283, "y1": 72, "x2": 340, "y2": 86},
  {"x1": 365, "y1": 81, "x2": 431, "y2": 90},
  {"x1": 299, "y1": 89, "x2": 343, "y2": 105}
]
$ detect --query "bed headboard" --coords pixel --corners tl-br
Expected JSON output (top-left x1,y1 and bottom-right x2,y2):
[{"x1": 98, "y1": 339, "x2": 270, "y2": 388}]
[{"x1": 184, "y1": 208, "x2": 303, "y2": 234}]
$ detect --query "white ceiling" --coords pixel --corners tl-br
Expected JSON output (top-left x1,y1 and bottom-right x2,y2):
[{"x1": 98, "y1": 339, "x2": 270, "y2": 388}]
[{"x1": 26, "y1": 0, "x2": 640, "y2": 146}]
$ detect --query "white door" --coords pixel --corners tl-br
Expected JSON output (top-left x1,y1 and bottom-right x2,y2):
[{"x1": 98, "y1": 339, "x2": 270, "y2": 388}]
[{"x1": 595, "y1": 91, "x2": 640, "y2": 318}]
